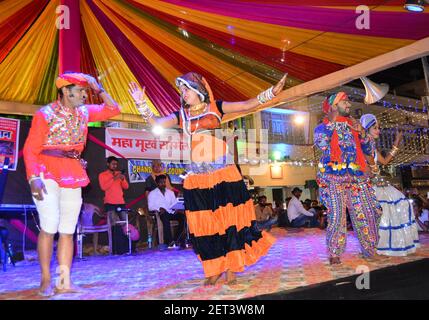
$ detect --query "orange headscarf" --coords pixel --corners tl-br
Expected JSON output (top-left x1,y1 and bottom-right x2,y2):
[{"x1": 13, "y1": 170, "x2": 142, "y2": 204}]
[{"x1": 56, "y1": 72, "x2": 89, "y2": 89}]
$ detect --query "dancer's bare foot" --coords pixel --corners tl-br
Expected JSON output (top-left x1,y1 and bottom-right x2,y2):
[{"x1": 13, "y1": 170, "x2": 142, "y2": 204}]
[
  {"x1": 358, "y1": 253, "x2": 380, "y2": 261},
  {"x1": 38, "y1": 281, "x2": 54, "y2": 297},
  {"x1": 54, "y1": 283, "x2": 83, "y2": 294},
  {"x1": 203, "y1": 274, "x2": 223, "y2": 286},
  {"x1": 225, "y1": 270, "x2": 237, "y2": 285},
  {"x1": 329, "y1": 257, "x2": 341, "y2": 265}
]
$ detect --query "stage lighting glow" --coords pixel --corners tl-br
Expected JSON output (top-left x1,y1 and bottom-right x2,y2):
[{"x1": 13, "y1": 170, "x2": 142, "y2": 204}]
[
  {"x1": 152, "y1": 125, "x2": 164, "y2": 135},
  {"x1": 404, "y1": 0, "x2": 425, "y2": 12},
  {"x1": 293, "y1": 115, "x2": 305, "y2": 125},
  {"x1": 273, "y1": 150, "x2": 282, "y2": 161}
]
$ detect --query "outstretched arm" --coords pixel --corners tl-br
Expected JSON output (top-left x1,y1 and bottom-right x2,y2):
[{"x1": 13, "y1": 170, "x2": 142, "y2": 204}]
[
  {"x1": 221, "y1": 74, "x2": 287, "y2": 114},
  {"x1": 128, "y1": 82, "x2": 178, "y2": 128}
]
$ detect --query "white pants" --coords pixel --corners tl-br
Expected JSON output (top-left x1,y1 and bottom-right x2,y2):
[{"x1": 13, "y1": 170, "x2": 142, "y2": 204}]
[{"x1": 33, "y1": 176, "x2": 82, "y2": 235}]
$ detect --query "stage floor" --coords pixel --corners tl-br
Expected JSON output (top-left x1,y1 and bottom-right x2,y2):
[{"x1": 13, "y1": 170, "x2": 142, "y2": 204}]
[{"x1": 1, "y1": 228, "x2": 429, "y2": 300}]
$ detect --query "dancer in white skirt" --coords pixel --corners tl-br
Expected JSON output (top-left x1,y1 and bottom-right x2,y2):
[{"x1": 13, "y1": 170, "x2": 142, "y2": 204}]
[{"x1": 360, "y1": 114, "x2": 419, "y2": 256}]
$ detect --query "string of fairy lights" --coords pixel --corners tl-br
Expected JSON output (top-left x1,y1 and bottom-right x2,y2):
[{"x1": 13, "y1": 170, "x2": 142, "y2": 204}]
[{"x1": 236, "y1": 87, "x2": 429, "y2": 170}]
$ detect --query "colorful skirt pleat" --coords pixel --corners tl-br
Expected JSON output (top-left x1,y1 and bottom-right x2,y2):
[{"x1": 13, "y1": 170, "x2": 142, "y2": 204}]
[{"x1": 184, "y1": 165, "x2": 276, "y2": 278}]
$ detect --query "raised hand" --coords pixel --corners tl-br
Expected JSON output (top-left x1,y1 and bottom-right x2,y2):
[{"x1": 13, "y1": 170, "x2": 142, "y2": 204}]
[
  {"x1": 394, "y1": 129, "x2": 403, "y2": 146},
  {"x1": 350, "y1": 117, "x2": 364, "y2": 134},
  {"x1": 272, "y1": 73, "x2": 288, "y2": 96},
  {"x1": 128, "y1": 82, "x2": 146, "y2": 105},
  {"x1": 83, "y1": 74, "x2": 102, "y2": 93}
]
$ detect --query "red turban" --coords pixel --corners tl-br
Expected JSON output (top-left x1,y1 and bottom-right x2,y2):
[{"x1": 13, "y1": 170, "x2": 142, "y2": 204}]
[{"x1": 322, "y1": 92, "x2": 348, "y2": 113}]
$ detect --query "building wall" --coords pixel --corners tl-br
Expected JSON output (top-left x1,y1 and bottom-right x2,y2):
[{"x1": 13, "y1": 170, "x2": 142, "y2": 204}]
[{"x1": 240, "y1": 163, "x2": 317, "y2": 187}]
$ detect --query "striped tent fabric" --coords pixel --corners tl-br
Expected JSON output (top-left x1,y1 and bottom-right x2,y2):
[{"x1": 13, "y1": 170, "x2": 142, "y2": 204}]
[{"x1": 0, "y1": 0, "x2": 428, "y2": 116}]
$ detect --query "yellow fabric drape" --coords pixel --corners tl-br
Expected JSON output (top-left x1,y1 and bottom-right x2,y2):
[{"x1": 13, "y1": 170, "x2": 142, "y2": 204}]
[
  {"x1": 138, "y1": 0, "x2": 412, "y2": 66},
  {"x1": 98, "y1": 0, "x2": 271, "y2": 97},
  {"x1": 0, "y1": 0, "x2": 58, "y2": 103},
  {"x1": 80, "y1": 0, "x2": 159, "y2": 116}
]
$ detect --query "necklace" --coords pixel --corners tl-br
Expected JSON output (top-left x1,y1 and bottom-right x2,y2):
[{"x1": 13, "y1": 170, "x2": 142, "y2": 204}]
[
  {"x1": 188, "y1": 102, "x2": 207, "y2": 117},
  {"x1": 183, "y1": 108, "x2": 204, "y2": 136},
  {"x1": 56, "y1": 100, "x2": 81, "y2": 138}
]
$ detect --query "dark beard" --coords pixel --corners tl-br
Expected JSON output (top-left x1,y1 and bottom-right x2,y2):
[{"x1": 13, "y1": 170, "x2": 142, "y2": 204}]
[{"x1": 338, "y1": 109, "x2": 350, "y2": 117}]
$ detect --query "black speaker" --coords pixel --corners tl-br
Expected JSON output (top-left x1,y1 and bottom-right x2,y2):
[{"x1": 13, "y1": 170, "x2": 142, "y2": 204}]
[{"x1": 400, "y1": 166, "x2": 413, "y2": 189}]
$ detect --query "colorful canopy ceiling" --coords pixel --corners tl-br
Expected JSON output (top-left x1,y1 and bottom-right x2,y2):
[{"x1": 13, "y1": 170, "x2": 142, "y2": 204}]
[{"x1": 0, "y1": 0, "x2": 428, "y2": 118}]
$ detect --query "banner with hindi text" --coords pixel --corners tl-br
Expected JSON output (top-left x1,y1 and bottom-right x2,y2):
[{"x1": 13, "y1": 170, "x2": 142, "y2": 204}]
[{"x1": 105, "y1": 127, "x2": 190, "y2": 161}]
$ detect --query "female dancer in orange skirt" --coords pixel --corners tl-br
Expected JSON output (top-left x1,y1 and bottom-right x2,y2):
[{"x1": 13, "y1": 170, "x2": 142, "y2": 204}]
[{"x1": 129, "y1": 73, "x2": 285, "y2": 285}]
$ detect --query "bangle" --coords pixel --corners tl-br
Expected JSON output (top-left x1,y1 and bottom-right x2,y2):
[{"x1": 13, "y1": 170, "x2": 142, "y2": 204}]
[
  {"x1": 389, "y1": 146, "x2": 399, "y2": 157},
  {"x1": 369, "y1": 164, "x2": 380, "y2": 175},
  {"x1": 257, "y1": 86, "x2": 275, "y2": 105},
  {"x1": 136, "y1": 100, "x2": 154, "y2": 121},
  {"x1": 28, "y1": 176, "x2": 41, "y2": 184}
]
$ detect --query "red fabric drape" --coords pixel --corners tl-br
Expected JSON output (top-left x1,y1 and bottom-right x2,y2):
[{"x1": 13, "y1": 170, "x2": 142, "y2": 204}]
[
  {"x1": 80, "y1": 29, "x2": 102, "y2": 105},
  {"x1": 0, "y1": 0, "x2": 49, "y2": 63},
  {"x1": 106, "y1": 5, "x2": 248, "y2": 101},
  {"x1": 125, "y1": 0, "x2": 343, "y2": 81},
  {"x1": 59, "y1": 0, "x2": 81, "y2": 73}
]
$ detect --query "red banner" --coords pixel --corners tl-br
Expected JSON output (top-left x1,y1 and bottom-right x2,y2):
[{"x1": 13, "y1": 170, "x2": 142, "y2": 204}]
[{"x1": 0, "y1": 117, "x2": 20, "y2": 171}]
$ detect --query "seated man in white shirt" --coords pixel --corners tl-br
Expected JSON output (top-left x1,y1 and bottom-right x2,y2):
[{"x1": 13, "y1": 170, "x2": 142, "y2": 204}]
[
  {"x1": 147, "y1": 175, "x2": 186, "y2": 249},
  {"x1": 287, "y1": 187, "x2": 319, "y2": 228}
]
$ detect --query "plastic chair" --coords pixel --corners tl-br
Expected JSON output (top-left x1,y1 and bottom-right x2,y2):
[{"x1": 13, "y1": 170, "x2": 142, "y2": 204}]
[{"x1": 76, "y1": 203, "x2": 112, "y2": 258}]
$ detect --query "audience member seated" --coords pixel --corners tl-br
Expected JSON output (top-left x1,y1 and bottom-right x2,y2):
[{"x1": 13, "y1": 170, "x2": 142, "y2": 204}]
[
  {"x1": 145, "y1": 160, "x2": 174, "y2": 197},
  {"x1": 147, "y1": 175, "x2": 186, "y2": 249},
  {"x1": 303, "y1": 201, "x2": 328, "y2": 229},
  {"x1": 413, "y1": 197, "x2": 429, "y2": 232},
  {"x1": 287, "y1": 187, "x2": 319, "y2": 228},
  {"x1": 254, "y1": 195, "x2": 277, "y2": 231},
  {"x1": 273, "y1": 201, "x2": 283, "y2": 216},
  {"x1": 318, "y1": 205, "x2": 328, "y2": 229},
  {"x1": 303, "y1": 200, "x2": 323, "y2": 228},
  {"x1": 303, "y1": 199, "x2": 316, "y2": 215}
]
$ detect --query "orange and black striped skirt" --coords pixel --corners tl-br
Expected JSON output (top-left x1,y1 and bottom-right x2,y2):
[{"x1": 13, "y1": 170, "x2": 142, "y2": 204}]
[{"x1": 183, "y1": 165, "x2": 276, "y2": 278}]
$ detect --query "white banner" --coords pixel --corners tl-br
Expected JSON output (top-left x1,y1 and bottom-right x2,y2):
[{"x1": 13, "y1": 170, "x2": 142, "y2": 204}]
[{"x1": 105, "y1": 127, "x2": 190, "y2": 160}]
